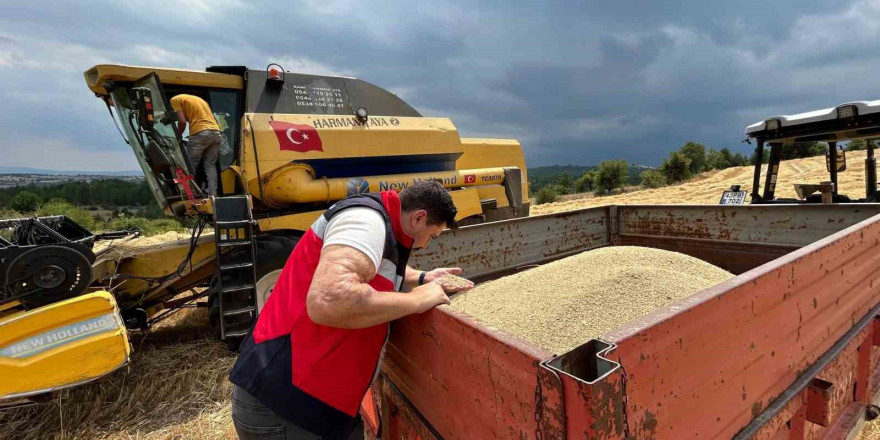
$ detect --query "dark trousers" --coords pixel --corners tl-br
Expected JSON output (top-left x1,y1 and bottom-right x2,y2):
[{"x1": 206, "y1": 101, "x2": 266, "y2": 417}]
[{"x1": 232, "y1": 385, "x2": 365, "y2": 440}]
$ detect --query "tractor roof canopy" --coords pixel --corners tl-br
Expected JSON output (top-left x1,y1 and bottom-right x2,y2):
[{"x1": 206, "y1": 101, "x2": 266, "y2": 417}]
[{"x1": 745, "y1": 100, "x2": 880, "y2": 144}]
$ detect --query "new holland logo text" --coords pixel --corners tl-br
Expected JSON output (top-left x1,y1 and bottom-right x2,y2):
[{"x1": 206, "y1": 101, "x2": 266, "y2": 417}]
[
  {"x1": 378, "y1": 175, "x2": 457, "y2": 191},
  {"x1": 0, "y1": 313, "x2": 119, "y2": 359}
]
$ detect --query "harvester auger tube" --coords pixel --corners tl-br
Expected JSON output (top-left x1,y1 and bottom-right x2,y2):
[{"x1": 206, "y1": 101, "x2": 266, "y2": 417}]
[{"x1": 260, "y1": 163, "x2": 520, "y2": 207}]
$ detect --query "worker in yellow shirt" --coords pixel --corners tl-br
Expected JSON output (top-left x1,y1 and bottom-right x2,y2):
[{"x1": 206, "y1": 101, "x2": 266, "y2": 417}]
[{"x1": 170, "y1": 94, "x2": 221, "y2": 196}]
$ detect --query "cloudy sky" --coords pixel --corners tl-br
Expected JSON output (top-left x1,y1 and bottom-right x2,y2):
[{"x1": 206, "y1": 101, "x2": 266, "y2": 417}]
[{"x1": 0, "y1": 0, "x2": 878, "y2": 171}]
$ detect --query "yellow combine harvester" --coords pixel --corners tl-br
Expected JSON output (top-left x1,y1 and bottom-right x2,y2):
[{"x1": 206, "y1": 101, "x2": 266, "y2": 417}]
[{"x1": 0, "y1": 63, "x2": 530, "y2": 402}]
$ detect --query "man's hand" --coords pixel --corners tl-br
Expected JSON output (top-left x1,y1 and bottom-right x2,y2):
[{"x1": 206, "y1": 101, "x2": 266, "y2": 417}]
[
  {"x1": 434, "y1": 274, "x2": 475, "y2": 293},
  {"x1": 424, "y1": 267, "x2": 474, "y2": 293},
  {"x1": 409, "y1": 282, "x2": 451, "y2": 313},
  {"x1": 423, "y1": 267, "x2": 463, "y2": 283}
]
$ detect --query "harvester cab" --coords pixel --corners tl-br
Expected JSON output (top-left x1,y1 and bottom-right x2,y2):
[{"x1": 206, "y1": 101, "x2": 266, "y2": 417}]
[{"x1": 743, "y1": 100, "x2": 880, "y2": 204}]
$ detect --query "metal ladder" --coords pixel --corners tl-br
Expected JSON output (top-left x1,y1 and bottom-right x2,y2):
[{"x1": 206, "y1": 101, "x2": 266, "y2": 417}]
[{"x1": 213, "y1": 195, "x2": 258, "y2": 340}]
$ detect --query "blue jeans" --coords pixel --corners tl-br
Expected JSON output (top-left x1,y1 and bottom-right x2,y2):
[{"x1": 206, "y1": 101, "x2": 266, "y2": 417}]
[{"x1": 187, "y1": 129, "x2": 221, "y2": 196}]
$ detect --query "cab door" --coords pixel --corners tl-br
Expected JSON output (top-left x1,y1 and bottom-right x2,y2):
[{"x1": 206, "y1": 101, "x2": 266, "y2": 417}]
[{"x1": 109, "y1": 72, "x2": 199, "y2": 216}]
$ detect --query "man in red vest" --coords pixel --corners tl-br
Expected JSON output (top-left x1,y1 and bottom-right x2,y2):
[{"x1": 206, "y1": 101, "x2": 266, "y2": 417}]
[{"x1": 230, "y1": 181, "x2": 474, "y2": 439}]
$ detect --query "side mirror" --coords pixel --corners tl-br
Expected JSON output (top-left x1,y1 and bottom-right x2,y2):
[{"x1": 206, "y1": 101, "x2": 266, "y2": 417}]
[
  {"x1": 130, "y1": 87, "x2": 155, "y2": 129},
  {"x1": 826, "y1": 145, "x2": 846, "y2": 172}
]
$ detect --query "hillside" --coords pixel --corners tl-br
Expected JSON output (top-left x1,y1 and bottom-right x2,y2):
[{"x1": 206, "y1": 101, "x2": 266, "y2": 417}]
[{"x1": 532, "y1": 150, "x2": 873, "y2": 215}]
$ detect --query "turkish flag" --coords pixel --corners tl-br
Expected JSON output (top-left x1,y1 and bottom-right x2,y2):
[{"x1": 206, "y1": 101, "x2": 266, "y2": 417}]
[
  {"x1": 268, "y1": 121, "x2": 323, "y2": 153},
  {"x1": 464, "y1": 174, "x2": 476, "y2": 184}
]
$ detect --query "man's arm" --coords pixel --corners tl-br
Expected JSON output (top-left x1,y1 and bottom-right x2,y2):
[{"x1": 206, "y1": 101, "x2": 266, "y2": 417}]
[
  {"x1": 176, "y1": 110, "x2": 187, "y2": 135},
  {"x1": 306, "y1": 245, "x2": 450, "y2": 329}
]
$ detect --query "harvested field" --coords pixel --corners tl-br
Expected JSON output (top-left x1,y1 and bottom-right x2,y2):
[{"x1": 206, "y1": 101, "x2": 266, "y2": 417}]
[
  {"x1": 449, "y1": 246, "x2": 734, "y2": 354},
  {"x1": 532, "y1": 150, "x2": 873, "y2": 215},
  {"x1": 0, "y1": 306, "x2": 238, "y2": 440}
]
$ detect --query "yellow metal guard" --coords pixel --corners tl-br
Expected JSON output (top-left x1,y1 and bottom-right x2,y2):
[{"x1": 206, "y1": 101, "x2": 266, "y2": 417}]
[{"x1": 0, "y1": 291, "x2": 130, "y2": 401}]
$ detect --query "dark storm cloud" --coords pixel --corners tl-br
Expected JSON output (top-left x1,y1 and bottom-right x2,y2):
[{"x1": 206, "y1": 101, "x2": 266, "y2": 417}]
[{"x1": 0, "y1": 0, "x2": 878, "y2": 170}]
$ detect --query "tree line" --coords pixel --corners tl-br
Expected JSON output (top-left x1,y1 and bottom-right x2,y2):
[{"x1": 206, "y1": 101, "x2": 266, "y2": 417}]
[
  {"x1": 0, "y1": 179, "x2": 156, "y2": 210},
  {"x1": 0, "y1": 179, "x2": 186, "y2": 236},
  {"x1": 0, "y1": 179, "x2": 168, "y2": 222}
]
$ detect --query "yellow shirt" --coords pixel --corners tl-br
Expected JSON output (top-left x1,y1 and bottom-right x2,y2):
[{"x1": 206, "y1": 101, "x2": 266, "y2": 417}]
[{"x1": 169, "y1": 94, "x2": 220, "y2": 135}]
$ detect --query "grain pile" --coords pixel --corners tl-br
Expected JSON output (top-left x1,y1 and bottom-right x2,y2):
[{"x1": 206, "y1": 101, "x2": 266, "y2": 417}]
[
  {"x1": 450, "y1": 246, "x2": 733, "y2": 354},
  {"x1": 94, "y1": 231, "x2": 194, "y2": 255},
  {"x1": 860, "y1": 418, "x2": 880, "y2": 440}
]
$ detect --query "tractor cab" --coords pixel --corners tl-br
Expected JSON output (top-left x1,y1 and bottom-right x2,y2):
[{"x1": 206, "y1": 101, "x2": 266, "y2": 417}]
[{"x1": 744, "y1": 100, "x2": 880, "y2": 204}]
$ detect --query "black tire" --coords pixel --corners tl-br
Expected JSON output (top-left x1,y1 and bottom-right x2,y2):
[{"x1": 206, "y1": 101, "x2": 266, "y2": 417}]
[{"x1": 209, "y1": 233, "x2": 299, "y2": 350}]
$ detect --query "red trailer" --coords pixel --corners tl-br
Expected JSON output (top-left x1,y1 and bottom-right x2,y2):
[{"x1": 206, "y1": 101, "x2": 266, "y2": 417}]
[{"x1": 364, "y1": 204, "x2": 880, "y2": 440}]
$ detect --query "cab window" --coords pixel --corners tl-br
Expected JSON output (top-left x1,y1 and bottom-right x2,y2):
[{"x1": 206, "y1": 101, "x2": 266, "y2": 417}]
[{"x1": 164, "y1": 87, "x2": 241, "y2": 170}]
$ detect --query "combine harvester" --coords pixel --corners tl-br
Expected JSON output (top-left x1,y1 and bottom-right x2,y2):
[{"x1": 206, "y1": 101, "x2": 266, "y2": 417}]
[{"x1": 1, "y1": 64, "x2": 879, "y2": 439}]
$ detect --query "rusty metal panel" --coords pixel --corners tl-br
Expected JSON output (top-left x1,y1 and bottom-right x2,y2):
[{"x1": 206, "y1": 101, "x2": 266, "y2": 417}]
[
  {"x1": 804, "y1": 329, "x2": 865, "y2": 440},
  {"x1": 410, "y1": 207, "x2": 610, "y2": 282},
  {"x1": 617, "y1": 204, "x2": 880, "y2": 247},
  {"x1": 381, "y1": 305, "x2": 554, "y2": 440},
  {"x1": 805, "y1": 379, "x2": 833, "y2": 427},
  {"x1": 872, "y1": 346, "x2": 880, "y2": 401},
  {"x1": 544, "y1": 340, "x2": 626, "y2": 439},
  {"x1": 602, "y1": 213, "x2": 880, "y2": 440},
  {"x1": 535, "y1": 365, "x2": 566, "y2": 440},
  {"x1": 814, "y1": 402, "x2": 865, "y2": 440},
  {"x1": 377, "y1": 375, "x2": 442, "y2": 440}
]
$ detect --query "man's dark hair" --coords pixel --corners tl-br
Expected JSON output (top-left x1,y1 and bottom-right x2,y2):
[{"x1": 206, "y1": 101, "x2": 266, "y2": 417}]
[{"x1": 400, "y1": 181, "x2": 458, "y2": 228}]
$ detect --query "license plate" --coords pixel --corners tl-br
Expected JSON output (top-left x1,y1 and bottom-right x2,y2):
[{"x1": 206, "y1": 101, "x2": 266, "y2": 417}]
[{"x1": 719, "y1": 190, "x2": 748, "y2": 205}]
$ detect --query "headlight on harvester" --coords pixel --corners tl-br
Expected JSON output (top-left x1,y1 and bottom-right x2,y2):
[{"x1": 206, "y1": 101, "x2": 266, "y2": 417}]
[{"x1": 765, "y1": 118, "x2": 780, "y2": 131}]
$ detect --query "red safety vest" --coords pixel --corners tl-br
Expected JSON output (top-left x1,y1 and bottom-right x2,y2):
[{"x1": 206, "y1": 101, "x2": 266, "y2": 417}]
[{"x1": 230, "y1": 191, "x2": 412, "y2": 439}]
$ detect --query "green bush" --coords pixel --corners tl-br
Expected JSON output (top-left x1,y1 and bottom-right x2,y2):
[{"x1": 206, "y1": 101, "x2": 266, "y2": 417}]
[
  {"x1": 640, "y1": 169, "x2": 667, "y2": 188},
  {"x1": 551, "y1": 184, "x2": 570, "y2": 196},
  {"x1": 593, "y1": 160, "x2": 629, "y2": 195},
  {"x1": 9, "y1": 191, "x2": 41, "y2": 213},
  {"x1": 847, "y1": 140, "x2": 867, "y2": 151},
  {"x1": 679, "y1": 142, "x2": 707, "y2": 174},
  {"x1": 535, "y1": 187, "x2": 558, "y2": 205},
  {"x1": 0, "y1": 208, "x2": 22, "y2": 218},
  {"x1": 660, "y1": 152, "x2": 693, "y2": 184},
  {"x1": 555, "y1": 173, "x2": 575, "y2": 193},
  {"x1": 35, "y1": 200, "x2": 97, "y2": 230},
  {"x1": 575, "y1": 171, "x2": 595, "y2": 193}
]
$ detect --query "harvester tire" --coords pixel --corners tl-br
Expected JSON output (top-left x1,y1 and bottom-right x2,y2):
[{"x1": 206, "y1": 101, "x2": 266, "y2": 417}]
[{"x1": 209, "y1": 234, "x2": 299, "y2": 349}]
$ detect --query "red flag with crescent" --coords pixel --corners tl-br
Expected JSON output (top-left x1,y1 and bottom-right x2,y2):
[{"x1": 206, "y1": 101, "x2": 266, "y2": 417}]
[{"x1": 268, "y1": 121, "x2": 323, "y2": 152}]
